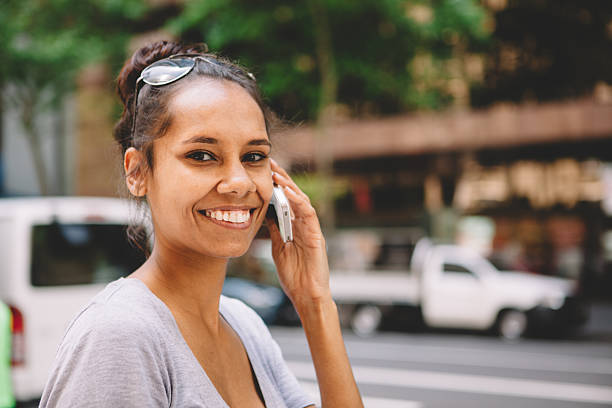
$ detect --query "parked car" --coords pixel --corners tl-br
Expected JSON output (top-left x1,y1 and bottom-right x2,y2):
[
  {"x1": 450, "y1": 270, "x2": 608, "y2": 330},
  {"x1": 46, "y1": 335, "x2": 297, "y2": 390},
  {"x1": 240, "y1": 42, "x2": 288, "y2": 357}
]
[
  {"x1": 225, "y1": 239, "x2": 301, "y2": 326},
  {"x1": 330, "y1": 238, "x2": 589, "y2": 338},
  {"x1": 222, "y1": 277, "x2": 298, "y2": 326},
  {"x1": 0, "y1": 197, "x2": 145, "y2": 403}
]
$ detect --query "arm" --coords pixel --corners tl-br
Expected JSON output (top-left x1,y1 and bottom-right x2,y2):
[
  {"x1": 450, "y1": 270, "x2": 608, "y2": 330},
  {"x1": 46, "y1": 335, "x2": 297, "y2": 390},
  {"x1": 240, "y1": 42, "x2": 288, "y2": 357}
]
[{"x1": 268, "y1": 159, "x2": 363, "y2": 408}]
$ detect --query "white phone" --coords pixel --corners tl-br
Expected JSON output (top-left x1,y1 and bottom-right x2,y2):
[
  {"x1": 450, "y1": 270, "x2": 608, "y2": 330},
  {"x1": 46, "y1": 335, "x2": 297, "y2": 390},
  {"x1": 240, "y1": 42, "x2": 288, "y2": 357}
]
[{"x1": 267, "y1": 185, "x2": 293, "y2": 243}]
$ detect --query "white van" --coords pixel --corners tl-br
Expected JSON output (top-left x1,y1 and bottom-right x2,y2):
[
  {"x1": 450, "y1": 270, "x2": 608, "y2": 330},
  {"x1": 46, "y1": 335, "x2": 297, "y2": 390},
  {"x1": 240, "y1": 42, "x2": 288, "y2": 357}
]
[{"x1": 0, "y1": 197, "x2": 145, "y2": 402}]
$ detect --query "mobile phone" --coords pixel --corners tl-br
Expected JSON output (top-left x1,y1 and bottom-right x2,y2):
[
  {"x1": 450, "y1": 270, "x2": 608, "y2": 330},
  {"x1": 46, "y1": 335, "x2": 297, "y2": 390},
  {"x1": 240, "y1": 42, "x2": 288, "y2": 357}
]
[{"x1": 266, "y1": 185, "x2": 293, "y2": 243}]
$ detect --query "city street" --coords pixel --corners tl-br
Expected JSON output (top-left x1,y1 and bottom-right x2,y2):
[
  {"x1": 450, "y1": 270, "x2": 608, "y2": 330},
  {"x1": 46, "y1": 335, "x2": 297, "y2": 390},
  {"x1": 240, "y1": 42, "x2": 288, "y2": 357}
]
[{"x1": 271, "y1": 304, "x2": 612, "y2": 408}]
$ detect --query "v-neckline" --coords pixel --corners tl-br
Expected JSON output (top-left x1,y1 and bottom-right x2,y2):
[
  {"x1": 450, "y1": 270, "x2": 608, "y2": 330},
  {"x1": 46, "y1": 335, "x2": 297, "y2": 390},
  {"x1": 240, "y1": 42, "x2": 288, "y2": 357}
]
[
  {"x1": 125, "y1": 278, "x2": 268, "y2": 407},
  {"x1": 219, "y1": 309, "x2": 267, "y2": 408}
]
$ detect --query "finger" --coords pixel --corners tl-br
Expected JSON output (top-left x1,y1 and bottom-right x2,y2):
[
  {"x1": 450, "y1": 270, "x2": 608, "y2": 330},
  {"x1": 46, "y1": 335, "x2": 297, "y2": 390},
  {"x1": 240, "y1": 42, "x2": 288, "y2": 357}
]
[
  {"x1": 272, "y1": 171, "x2": 310, "y2": 203},
  {"x1": 282, "y1": 185, "x2": 317, "y2": 219},
  {"x1": 266, "y1": 215, "x2": 279, "y2": 237},
  {"x1": 272, "y1": 171, "x2": 306, "y2": 199},
  {"x1": 270, "y1": 158, "x2": 290, "y2": 179},
  {"x1": 270, "y1": 159, "x2": 308, "y2": 197},
  {"x1": 266, "y1": 212, "x2": 286, "y2": 249},
  {"x1": 270, "y1": 159, "x2": 293, "y2": 184}
]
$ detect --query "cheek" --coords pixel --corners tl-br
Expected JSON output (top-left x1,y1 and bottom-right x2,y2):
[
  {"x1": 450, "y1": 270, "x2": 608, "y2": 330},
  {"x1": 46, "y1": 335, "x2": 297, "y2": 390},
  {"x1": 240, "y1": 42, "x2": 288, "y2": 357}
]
[{"x1": 253, "y1": 170, "x2": 273, "y2": 200}]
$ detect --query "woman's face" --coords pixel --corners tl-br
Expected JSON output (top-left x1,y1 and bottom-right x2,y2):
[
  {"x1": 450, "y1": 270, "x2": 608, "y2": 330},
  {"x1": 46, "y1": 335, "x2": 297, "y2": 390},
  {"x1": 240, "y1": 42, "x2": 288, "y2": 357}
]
[{"x1": 144, "y1": 78, "x2": 273, "y2": 259}]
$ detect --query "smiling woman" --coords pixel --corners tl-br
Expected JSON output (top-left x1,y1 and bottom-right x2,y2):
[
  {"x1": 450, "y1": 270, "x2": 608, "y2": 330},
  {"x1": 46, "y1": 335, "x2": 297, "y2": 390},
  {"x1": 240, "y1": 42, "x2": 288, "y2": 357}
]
[{"x1": 39, "y1": 40, "x2": 363, "y2": 408}]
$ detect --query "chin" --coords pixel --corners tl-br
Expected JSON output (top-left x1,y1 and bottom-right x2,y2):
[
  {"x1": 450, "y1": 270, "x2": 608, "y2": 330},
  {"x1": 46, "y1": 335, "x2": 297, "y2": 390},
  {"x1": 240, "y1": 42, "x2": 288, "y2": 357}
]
[{"x1": 205, "y1": 240, "x2": 253, "y2": 259}]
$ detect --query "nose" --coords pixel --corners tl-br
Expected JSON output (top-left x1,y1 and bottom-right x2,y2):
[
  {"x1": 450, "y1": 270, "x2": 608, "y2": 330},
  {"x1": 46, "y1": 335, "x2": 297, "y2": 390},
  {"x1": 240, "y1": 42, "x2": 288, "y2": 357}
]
[{"x1": 216, "y1": 160, "x2": 256, "y2": 197}]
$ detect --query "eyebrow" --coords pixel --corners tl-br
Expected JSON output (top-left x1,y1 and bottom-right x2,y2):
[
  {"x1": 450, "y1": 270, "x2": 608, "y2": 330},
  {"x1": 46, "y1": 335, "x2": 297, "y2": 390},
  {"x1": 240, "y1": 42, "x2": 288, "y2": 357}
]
[{"x1": 183, "y1": 136, "x2": 272, "y2": 147}]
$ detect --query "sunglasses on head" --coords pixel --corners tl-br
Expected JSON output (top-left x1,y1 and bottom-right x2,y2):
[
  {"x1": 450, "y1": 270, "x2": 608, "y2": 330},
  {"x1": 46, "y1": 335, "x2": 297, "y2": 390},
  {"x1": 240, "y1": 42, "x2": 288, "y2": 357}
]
[{"x1": 131, "y1": 54, "x2": 256, "y2": 139}]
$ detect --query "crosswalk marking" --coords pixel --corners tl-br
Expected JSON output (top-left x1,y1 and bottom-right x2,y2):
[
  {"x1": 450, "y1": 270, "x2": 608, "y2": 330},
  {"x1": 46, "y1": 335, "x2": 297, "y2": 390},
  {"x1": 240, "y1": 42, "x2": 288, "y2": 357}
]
[
  {"x1": 274, "y1": 336, "x2": 612, "y2": 375},
  {"x1": 299, "y1": 380, "x2": 423, "y2": 408},
  {"x1": 287, "y1": 360, "x2": 612, "y2": 405}
]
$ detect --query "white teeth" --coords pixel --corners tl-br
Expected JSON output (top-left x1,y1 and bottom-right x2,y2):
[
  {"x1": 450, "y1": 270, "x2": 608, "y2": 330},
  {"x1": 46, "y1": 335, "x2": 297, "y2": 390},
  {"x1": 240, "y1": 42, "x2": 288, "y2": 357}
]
[{"x1": 204, "y1": 210, "x2": 251, "y2": 223}]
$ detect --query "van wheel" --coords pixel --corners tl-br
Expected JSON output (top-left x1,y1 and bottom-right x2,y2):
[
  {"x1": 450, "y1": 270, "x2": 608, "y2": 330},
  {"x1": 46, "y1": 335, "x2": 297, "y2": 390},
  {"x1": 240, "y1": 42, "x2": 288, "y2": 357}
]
[
  {"x1": 498, "y1": 310, "x2": 527, "y2": 340},
  {"x1": 351, "y1": 305, "x2": 382, "y2": 337}
]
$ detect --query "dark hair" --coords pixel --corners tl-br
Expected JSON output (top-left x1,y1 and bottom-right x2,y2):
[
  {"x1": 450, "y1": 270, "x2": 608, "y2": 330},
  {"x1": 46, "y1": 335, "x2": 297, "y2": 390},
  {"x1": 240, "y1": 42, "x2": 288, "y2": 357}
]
[{"x1": 113, "y1": 40, "x2": 272, "y2": 255}]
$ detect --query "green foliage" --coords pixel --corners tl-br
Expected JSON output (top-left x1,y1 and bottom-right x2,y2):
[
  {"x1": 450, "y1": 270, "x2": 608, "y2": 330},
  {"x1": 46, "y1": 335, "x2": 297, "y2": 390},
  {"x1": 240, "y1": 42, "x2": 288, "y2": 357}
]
[
  {"x1": 168, "y1": 0, "x2": 490, "y2": 121},
  {"x1": 292, "y1": 173, "x2": 350, "y2": 211},
  {"x1": 0, "y1": 0, "x2": 151, "y2": 195},
  {"x1": 0, "y1": 0, "x2": 147, "y2": 108}
]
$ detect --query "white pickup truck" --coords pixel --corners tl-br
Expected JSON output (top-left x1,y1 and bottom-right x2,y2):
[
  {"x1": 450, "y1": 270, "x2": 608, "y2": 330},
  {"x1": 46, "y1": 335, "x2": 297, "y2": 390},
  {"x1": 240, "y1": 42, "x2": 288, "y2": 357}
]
[{"x1": 330, "y1": 239, "x2": 589, "y2": 339}]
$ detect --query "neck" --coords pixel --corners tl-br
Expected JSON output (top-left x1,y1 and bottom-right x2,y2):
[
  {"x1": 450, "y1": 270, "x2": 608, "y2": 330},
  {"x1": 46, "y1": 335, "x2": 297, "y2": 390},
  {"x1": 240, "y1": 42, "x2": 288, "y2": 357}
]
[{"x1": 130, "y1": 239, "x2": 229, "y2": 332}]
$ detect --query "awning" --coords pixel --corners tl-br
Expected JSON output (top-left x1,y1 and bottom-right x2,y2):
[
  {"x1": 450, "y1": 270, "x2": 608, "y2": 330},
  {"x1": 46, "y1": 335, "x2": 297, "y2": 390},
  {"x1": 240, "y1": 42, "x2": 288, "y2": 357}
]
[{"x1": 275, "y1": 99, "x2": 612, "y2": 163}]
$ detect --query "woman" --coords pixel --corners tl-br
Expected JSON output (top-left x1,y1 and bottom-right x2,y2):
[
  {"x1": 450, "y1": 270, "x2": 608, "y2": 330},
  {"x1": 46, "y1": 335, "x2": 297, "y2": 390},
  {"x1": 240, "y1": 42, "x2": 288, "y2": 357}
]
[{"x1": 40, "y1": 41, "x2": 363, "y2": 407}]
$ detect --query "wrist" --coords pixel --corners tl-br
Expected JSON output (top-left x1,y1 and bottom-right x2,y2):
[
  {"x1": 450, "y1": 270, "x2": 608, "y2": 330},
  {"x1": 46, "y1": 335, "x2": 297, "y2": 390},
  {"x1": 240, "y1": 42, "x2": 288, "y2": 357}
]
[{"x1": 294, "y1": 295, "x2": 337, "y2": 324}]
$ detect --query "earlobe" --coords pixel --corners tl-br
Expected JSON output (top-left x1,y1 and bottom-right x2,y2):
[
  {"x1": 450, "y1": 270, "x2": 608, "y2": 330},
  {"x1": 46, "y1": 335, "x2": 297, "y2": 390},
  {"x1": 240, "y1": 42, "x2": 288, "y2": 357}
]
[{"x1": 124, "y1": 147, "x2": 147, "y2": 197}]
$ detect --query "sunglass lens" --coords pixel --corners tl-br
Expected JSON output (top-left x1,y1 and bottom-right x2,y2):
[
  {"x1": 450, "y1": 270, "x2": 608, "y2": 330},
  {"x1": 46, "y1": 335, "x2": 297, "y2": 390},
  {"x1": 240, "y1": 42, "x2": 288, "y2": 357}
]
[{"x1": 141, "y1": 58, "x2": 195, "y2": 86}]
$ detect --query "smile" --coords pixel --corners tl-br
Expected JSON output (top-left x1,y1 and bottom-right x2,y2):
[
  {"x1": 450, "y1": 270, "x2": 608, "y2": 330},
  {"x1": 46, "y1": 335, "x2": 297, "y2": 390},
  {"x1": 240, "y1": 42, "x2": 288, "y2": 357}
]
[
  {"x1": 197, "y1": 208, "x2": 256, "y2": 230},
  {"x1": 204, "y1": 209, "x2": 251, "y2": 223}
]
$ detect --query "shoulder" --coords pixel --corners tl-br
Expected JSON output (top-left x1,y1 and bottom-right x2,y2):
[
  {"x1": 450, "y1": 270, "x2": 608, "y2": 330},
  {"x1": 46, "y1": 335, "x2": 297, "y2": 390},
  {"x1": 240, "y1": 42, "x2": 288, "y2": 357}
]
[
  {"x1": 220, "y1": 295, "x2": 278, "y2": 345},
  {"x1": 41, "y1": 279, "x2": 175, "y2": 407},
  {"x1": 219, "y1": 295, "x2": 281, "y2": 358},
  {"x1": 60, "y1": 278, "x2": 172, "y2": 353},
  {"x1": 220, "y1": 295, "x2": 269, "y2": 328},
  {"x1": 220, "y1": 294, "x2": 261, "y2": 317}
]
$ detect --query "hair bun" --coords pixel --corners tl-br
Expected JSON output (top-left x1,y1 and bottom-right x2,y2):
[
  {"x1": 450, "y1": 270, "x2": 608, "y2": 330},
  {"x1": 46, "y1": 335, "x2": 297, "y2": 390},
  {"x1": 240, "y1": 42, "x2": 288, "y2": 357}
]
[
  {"x1": 113, "y1": 40, "x2": 207, "y2": 151},
  {"x1": 116, "y1": 40, "x2": 208, "y2": 106}
]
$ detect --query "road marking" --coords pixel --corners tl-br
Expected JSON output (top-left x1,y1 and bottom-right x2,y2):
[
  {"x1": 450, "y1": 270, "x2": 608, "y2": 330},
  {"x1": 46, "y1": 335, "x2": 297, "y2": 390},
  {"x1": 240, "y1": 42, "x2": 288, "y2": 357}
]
[
  {"x1": 299, "y1": 380, "x2": 423, "y2": 408},
  {"x1": 287, "y1": 361, "x2": 612, "y2": 405},
  {"x1": 275, "y1": 337, "x2": 612, "y2": 375}
]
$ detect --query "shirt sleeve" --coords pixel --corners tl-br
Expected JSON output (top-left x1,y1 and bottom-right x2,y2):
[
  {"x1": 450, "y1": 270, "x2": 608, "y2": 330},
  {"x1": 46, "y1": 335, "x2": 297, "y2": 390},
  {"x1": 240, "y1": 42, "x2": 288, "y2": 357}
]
[{"x1": 40, "y1": 306, "x2": 170, "y2": 408}]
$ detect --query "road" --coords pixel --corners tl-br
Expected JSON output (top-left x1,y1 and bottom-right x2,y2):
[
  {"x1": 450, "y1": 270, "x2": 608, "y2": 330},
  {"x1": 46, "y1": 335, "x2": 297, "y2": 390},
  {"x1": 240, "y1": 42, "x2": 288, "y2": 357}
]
[
  {"x1": 16, "y1": 304, "x2": 612, "y2": 408},
  {"x1": 270, "y1": 324, "x2": 612, "y2": 408}
]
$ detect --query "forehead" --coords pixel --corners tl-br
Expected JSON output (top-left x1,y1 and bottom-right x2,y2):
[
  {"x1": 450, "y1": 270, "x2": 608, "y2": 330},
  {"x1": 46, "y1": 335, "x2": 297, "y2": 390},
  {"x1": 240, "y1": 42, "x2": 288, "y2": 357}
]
[{"x1": 165, "y1": 78, "x2": 268, "y2": 143}]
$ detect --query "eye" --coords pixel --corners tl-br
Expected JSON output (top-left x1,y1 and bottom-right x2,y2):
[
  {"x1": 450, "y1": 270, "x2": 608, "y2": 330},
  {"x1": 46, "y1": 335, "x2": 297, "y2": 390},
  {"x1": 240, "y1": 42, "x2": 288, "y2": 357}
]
[
  {"x1": 186, "y1": 151, "x2": 216, "y2": 162},
  {"x1": 242, "y1": 152, "x2": 268, "y2": 163}
]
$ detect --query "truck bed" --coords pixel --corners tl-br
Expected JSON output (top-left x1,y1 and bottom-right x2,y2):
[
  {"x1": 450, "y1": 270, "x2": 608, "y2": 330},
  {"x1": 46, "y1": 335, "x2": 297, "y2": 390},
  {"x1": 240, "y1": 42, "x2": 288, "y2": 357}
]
[{"x1": 329, "y1": 270, "x2": 420, "y2": 305}]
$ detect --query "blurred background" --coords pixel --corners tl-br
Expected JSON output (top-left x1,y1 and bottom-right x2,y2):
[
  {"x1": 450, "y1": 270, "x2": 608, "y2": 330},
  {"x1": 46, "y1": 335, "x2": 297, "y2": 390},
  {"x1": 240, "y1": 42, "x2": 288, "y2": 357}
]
[{"x1": 1, "y1": 0, "x2": 612, "y2": 407}]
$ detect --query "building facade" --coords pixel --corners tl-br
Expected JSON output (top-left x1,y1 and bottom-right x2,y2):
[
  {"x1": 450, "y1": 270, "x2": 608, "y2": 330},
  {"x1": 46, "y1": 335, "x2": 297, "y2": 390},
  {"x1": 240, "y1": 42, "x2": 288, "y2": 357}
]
[{"x1": 278, "y1": 99, "x2": 612, "y2": 298}]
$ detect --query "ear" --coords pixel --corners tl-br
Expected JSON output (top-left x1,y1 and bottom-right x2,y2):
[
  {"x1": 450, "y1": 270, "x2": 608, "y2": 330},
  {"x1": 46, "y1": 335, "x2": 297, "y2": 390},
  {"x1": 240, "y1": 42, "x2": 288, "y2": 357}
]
[{"x1": 124, "y1": 147, "x2": 147, "y2": 197}]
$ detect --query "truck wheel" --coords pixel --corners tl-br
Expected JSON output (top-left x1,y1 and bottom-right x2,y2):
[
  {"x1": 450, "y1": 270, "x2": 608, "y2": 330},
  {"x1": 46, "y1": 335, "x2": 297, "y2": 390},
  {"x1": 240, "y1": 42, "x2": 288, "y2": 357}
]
[
  {"x1": 351, "y1": 305, "x2": 382, "y2": 337},
  {"x1": 498, "y1": 310, "x2": 527, "y2": 340}
]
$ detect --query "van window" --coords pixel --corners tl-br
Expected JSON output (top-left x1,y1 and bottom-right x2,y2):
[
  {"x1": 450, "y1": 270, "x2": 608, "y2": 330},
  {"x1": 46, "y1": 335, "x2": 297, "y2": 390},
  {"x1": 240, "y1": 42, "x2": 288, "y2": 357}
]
[
  {"x1": 373, "y1": 242, "x2": 415, "y2": 270},
  {"x1": 443, "y1": 263, "x2": 477, "y2": 278},
  {"x1": 30, "y1": 223, "x2": 146, "y2": 286}
]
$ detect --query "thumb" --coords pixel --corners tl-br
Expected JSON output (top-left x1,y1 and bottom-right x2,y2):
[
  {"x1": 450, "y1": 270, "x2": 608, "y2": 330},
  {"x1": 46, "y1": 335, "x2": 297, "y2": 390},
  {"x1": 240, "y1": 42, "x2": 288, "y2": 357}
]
[{"x1": 266, "y1": 217, "x2": 283, "y2": 252}]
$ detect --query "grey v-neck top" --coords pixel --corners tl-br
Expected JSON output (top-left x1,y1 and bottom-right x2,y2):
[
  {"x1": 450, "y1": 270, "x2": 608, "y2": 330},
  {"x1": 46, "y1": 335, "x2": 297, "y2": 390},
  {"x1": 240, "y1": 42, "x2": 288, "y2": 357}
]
[{"x1": 40, "y1": 278, "x2": 314, "y2": 408}]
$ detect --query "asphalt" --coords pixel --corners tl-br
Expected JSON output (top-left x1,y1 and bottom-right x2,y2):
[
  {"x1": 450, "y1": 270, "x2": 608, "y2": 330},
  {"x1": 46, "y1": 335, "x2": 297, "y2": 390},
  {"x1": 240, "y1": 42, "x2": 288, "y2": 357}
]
[{"x1": 584, "y1": 301, "x2": 612, "y2": 342}]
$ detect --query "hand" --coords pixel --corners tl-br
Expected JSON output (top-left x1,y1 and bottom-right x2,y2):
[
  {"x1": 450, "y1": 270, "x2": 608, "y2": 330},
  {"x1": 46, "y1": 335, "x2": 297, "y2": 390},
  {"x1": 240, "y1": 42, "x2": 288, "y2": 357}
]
[{"x1": 267, "y1": 159, "x2": 332, "y2": 311}]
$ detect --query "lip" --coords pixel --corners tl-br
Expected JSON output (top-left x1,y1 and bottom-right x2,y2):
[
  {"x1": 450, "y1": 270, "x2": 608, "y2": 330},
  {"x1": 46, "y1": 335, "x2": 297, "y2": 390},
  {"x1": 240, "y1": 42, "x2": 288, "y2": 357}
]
[
  {"x1": 202, "y1": 205, "x2": 256, "y2": 211},
  {"x1": 197, "y1": 207, "x2": 258, "y2": 230}
]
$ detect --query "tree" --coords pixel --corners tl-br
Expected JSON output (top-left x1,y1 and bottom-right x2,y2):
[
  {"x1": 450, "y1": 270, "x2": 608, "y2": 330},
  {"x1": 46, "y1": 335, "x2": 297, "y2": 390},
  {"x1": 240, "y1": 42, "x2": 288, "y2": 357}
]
[
  {"x1": 168, "y1": 0, "x2": 490, "y2": 121},
  {"x1": 167, "y1": 0, "x2": 490, "y2": 228},
  {"x1": 472, "y1": 0, "x2": 612, "y2": 106},
  {"x1": 0, "y1": 0, "x2": 153, "y2": 195}
]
